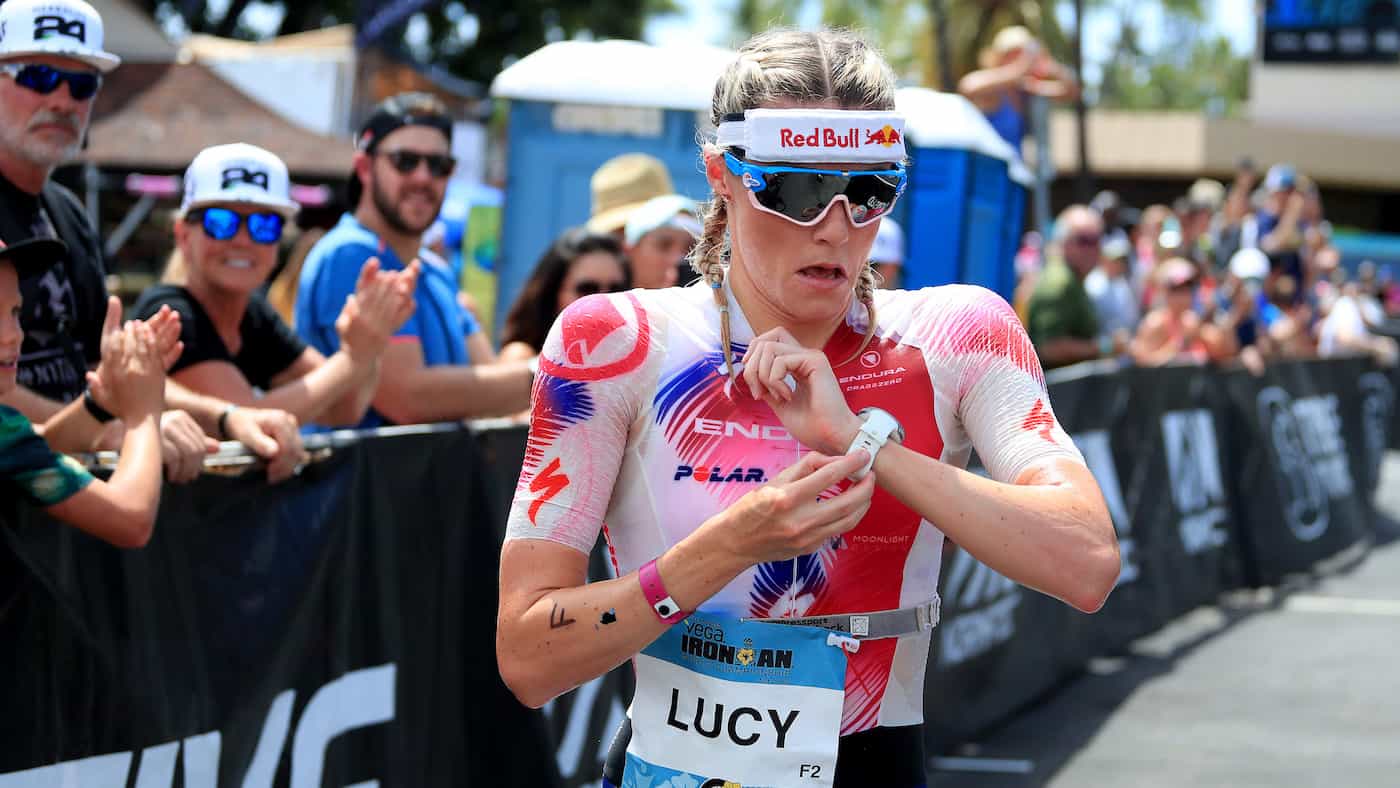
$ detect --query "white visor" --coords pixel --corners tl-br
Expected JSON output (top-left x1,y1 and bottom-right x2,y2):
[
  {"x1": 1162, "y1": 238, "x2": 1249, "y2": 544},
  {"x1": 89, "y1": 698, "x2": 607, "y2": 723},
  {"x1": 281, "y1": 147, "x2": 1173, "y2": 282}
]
[{"x1": 715, "y1": 108, "x2": 906, "y2": 164}]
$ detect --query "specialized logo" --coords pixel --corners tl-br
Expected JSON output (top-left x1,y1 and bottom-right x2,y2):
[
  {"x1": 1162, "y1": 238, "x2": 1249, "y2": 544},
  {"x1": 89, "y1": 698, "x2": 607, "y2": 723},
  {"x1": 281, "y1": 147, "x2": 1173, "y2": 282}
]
[
  {"x1": 222, "y1": 166, "x2": 269, "y2": 191},
  {"x1": 33, "y1": 14, "x2": 85, "y2": 42},
  {"x1": 675, "y1": 465, "x2": 766, "y2": 483},
  {"x1": 542, "y1": 292, "x2": 650, "y2": 381},
  {"x1": 1021, "y1": 399, "x2": 1057, "y2": 444},
  {"x1": 528, "y1": 456, "x2": 570, "y2": 525},
  {"x1": 692, "y1": 417, "x2": 793, "y2": 442},
  {"x1": 1161, "y1": 409, "x2": 1230, "y2": 554},
  {"x1": 702, "y1": 780, "x2": 743, "y2": 788},
  {"x1": 859, "y1": 350, "x2": 881, "y2": 369},
  {"x1": 864, "y1": 125, "x2": 902, "y2": 147}
]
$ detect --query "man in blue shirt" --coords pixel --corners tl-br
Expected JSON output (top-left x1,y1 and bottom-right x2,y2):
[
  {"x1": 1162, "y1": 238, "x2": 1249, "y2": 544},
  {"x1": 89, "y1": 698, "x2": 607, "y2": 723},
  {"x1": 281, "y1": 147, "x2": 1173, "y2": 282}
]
[{"x1": 296, "y1": 93, "x2": 534, "y2": 428}]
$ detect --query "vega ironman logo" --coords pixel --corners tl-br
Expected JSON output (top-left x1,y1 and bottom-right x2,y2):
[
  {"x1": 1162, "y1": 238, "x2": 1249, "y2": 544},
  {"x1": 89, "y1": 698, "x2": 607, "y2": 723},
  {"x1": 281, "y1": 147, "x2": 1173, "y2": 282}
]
[
  {"x1": 1160, "y1": 410, "x2": 1230, "y2": 555},
  {"x1": 0, "y1": 664, "x2": 395, "y2": 787},
  {"x1": 1256, "y1": 388, "x2": 1352, "y2": 542}
]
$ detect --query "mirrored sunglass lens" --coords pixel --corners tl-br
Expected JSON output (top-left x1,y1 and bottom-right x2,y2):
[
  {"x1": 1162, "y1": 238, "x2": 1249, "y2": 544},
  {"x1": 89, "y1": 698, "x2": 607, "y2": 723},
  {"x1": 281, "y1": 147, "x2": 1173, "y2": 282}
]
[
  {"x1": 201, "y1": 208, "x2": 240, "y2": 240},
  {"x1": 844, "y1": 174, "x2": 900, "y2": 225},
  {"x1": 246, "y1": 213, "x2": 284, "y2": 244},
  {"x1": 753, "y1": 172, "x2": 848, "y2": 223},
  {"x1": 17, "y1": 65, "x2": 62, "y2": 94}
]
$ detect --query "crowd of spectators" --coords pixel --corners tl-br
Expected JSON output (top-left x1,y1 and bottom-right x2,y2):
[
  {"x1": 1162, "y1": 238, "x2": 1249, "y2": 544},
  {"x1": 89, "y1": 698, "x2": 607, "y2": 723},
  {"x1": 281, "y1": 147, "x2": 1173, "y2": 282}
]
[
  {"x1": 4, "y1": 0, "x2": 1398, "y2": 539},
  {"x1": 1016, "y1": 161, "x2": 1400, "y2": 373}
]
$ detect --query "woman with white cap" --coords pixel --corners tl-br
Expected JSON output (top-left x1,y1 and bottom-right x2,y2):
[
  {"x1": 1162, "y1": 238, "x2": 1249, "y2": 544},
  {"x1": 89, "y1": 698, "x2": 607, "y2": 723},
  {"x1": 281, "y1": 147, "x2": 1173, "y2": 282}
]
[{"x1": 133, "y1": 144, "x2": 418, "y2": 430}]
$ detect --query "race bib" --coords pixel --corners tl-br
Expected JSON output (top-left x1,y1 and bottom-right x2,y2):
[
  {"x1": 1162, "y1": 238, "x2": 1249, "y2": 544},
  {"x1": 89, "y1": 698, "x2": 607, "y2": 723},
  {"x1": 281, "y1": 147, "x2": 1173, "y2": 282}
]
[{"x1": 624, "y1": 612, "x2": 854, "y2": 787}]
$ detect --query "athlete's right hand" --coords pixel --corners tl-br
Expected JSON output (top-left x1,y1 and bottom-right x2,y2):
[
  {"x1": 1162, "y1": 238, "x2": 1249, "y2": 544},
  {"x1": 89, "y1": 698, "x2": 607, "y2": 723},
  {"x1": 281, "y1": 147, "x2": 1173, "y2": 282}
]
[{"x1": 720, "y1": 451, "x2": 876, "y2": 565}]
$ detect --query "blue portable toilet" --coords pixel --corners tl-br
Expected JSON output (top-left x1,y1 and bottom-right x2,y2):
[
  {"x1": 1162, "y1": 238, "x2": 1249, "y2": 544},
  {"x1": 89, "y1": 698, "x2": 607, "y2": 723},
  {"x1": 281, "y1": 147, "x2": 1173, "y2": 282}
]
[
  {"x1": 894, "y1": 88, "x2": 1032, "y2": 302},
  {"x1": 488, "y1": 40, "x2": 735, "y2": 335}
]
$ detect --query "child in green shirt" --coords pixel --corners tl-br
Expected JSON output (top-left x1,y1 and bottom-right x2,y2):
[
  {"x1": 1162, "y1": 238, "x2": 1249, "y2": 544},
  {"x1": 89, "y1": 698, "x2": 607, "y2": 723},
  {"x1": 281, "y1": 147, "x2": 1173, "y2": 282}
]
[{"x1": 1, "y1": 237, "x2": 169, "y2": 547}]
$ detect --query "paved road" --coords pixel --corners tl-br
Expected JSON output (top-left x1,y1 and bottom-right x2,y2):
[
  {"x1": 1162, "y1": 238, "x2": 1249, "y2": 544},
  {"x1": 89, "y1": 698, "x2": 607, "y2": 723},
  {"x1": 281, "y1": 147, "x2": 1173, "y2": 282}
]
[{"x1": 928, "y1": 453, "x2": 1400, "y2": 788}]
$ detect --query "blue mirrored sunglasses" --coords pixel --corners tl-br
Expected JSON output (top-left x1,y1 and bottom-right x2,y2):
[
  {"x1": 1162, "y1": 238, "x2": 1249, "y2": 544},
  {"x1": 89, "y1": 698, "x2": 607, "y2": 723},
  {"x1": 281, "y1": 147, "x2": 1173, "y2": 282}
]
[
  {"x1": 194, "y1": 207, "x2": 285, "y2": 245},
  {"x1": 0, "y1": 63, "x2": 101, "y2": 101},
  {"x1": 723, "y1": 151, "x2": 906, "y2": 227}
]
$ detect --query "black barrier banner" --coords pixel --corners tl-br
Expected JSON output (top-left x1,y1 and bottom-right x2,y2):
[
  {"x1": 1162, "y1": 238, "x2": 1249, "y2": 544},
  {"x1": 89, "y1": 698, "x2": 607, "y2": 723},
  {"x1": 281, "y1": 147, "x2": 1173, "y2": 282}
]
[
  {"x1": 0, "y1": 429, "x2": 559, "y2": 787},
  {"x1": 1222, "y1": 359, "x2": 1378, "y2": 586}
]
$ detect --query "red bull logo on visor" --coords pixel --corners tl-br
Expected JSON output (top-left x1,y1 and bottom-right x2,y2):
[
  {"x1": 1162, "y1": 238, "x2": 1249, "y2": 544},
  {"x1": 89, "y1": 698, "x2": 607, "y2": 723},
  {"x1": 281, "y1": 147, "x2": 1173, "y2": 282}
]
[
  {"x1": 779, "y1": 127, "x2": 863, "y2": 149},
  {"x1": 865, "y1": 125, "x2": 902, "y2": 147}
]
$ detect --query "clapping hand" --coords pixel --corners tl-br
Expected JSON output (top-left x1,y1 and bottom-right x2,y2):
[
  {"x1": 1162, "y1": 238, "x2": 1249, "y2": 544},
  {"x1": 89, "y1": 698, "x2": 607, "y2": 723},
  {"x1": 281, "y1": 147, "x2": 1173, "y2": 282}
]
[
  {"x1": 87, "y1": 297, "x2": 167, "y2": 421},
  {"x1": 336, "y1": 257, "x2": 420, "y2": 361},
  {"x1": 87, "y1": 300, "x2": 165, "y2": 423}
]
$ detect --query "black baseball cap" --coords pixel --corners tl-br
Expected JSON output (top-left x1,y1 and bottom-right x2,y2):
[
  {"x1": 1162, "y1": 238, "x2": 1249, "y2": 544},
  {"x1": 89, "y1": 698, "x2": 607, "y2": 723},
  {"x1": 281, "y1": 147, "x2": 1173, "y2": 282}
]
[
  {"x1": 0, "y1": 237, "x2": 67, "y2": 280},
  {"x1": 347, "y1": 92, "x2": 454, "y2": 209}
]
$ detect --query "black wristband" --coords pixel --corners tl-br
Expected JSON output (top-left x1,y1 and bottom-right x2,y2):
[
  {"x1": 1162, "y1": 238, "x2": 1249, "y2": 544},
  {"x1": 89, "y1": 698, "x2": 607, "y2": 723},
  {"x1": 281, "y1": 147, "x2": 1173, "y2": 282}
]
[
  {"x1": 82, "y1": 388, "x2": 116, "y2": 424},
  {"x1": 217, "y1": 405, "x2": 237, "y2": 440}
]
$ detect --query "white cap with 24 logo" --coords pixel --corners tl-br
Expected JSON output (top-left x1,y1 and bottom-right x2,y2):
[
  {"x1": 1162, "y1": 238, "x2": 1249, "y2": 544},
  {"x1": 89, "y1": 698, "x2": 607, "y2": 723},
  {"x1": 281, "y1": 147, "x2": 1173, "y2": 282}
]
[{"x1": 0, "y1": 0, "x2": 121, "y2": 73}]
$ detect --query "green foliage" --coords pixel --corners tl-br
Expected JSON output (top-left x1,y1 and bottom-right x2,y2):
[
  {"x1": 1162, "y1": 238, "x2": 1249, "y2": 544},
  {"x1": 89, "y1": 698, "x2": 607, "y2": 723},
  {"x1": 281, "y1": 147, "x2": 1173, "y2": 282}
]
[
  {"x1": 728, "y1": 0, "x2": 1247, "y2": 113},
  {"x1": 134, "y1": 0, "x2": 679, "y2": 87}
]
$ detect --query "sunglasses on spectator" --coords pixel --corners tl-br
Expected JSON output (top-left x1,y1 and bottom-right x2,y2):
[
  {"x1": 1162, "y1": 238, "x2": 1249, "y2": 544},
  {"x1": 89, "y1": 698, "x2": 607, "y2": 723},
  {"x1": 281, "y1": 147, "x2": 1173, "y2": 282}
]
[
  {"x1": 0, "y1": 62, "x2": 102, "y2": 101},
  {"x1": 191, "y1": 207, "x2": 285, "y2": 245},
  {"x1": 723, "y1": 152, "x2": 905, "y2": 228},
  {"x1": 1068, "y1": 233, "x2": 1102, "y2": 246},
  {"x1": 573, "y1": 280, "x2": 628, "y2": 297},
  {"x1": 379, "y1": 149, "x2": 456, "y2": 178}
]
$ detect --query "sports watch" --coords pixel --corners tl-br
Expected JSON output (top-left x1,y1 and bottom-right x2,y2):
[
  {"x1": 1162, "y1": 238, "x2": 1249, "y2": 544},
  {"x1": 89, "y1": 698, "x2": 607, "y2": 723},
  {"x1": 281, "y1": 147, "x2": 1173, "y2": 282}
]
[{"x1": 844, "y1": 407, "x2": 904, "y2": 480}]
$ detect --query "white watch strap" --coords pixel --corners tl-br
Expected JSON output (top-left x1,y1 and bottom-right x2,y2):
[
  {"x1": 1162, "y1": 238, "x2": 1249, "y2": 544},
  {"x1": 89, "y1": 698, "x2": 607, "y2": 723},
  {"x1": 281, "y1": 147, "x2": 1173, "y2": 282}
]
[{"x1": 845, "y1": 409, "x2": 900, "y2": 480}]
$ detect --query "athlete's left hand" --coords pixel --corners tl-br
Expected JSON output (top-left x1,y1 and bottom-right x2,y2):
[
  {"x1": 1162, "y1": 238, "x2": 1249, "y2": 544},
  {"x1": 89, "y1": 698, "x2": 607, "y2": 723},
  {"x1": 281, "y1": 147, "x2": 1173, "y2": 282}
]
[{"x1": 741, "y1": 328, "x2": 862, "y2": 455}]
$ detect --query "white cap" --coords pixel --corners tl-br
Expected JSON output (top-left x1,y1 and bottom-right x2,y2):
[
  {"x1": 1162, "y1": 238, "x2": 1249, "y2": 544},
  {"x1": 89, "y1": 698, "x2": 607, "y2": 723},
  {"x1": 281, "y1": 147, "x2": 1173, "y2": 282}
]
[
  {"x1": 0, "y1": 0, "x2": 120, "y2": 73},
  {"x1": 1229, "y1": 247, "x2": 1270, "y2": 280},
  {"x1": 180, "y1": 143, "x2": 299, "y2": 219},
  {"x1": 624, "y1": 194, "x2": 701, "y2": 247},
  {"x1": 870, "y1": 217, "x2": 905, "y2": 265}
]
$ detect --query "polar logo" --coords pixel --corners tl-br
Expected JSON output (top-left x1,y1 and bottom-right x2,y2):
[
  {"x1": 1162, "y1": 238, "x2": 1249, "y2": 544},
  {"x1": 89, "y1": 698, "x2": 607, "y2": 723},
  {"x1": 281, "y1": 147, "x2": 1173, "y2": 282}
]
[
  {"x1": 1358, "y1": 373, "x2": 1394, "y2": 493},
  {"x1": 937, "y1": 548, "x2": 1020, "y2": 667},
  {"x1": 1160, "y1": 410, "x2": 1229, "y2": 555},
  {"x1": 0, "y1": 664, "x2": 395, "y2": 787},
  {"x1": 859, "y1": 350, "x2": 880, "y2": 369},
  {"x1": 1074, "y1": 430, "x2": 1137, "y2": 586},
  {"x1": 1256, "y1": 388, "x2": 1334, "y2": 542}
]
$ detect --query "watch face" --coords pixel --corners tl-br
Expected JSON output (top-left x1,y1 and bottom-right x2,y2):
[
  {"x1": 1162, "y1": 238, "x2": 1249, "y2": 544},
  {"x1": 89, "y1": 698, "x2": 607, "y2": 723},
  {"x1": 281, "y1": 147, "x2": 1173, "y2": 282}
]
[{"x1": 858, "y1": 407, "x2": 905, "y2": 444}]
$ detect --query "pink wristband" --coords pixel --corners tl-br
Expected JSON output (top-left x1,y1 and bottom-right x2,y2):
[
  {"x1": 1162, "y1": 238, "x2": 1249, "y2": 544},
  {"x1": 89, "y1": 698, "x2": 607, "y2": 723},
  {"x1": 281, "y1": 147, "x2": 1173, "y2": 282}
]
[{"x1": 639, "y1": 558, "x2": 687, "y2": 624}]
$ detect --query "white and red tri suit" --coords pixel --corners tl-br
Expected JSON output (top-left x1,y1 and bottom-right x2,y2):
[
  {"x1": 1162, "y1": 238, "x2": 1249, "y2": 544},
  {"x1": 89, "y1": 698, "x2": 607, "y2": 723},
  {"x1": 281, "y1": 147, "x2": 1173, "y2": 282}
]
[{"x1": 505, "y1": 279, "x2": 1082, "y2": 736}]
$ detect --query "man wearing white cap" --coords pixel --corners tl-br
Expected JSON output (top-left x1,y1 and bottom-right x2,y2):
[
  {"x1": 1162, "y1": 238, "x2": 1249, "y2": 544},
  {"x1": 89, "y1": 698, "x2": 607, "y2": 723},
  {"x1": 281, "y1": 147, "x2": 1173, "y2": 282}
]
[
  {"x1": 622, "y1": 194, "x2": 700, "y2": 289},
  {"x1": 0, "y1": 0, "x2": 310, "y2": 481},
  {"x1": 0, "y1": 0, "x2": 119, "y2": 417}
]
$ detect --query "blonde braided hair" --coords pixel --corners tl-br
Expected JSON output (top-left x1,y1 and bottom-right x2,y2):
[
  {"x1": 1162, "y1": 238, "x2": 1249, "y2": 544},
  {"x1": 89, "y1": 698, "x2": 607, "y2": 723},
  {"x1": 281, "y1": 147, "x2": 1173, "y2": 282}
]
[{"x1": 690, "y1": 28, "x2": 896, "y2": 383}]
